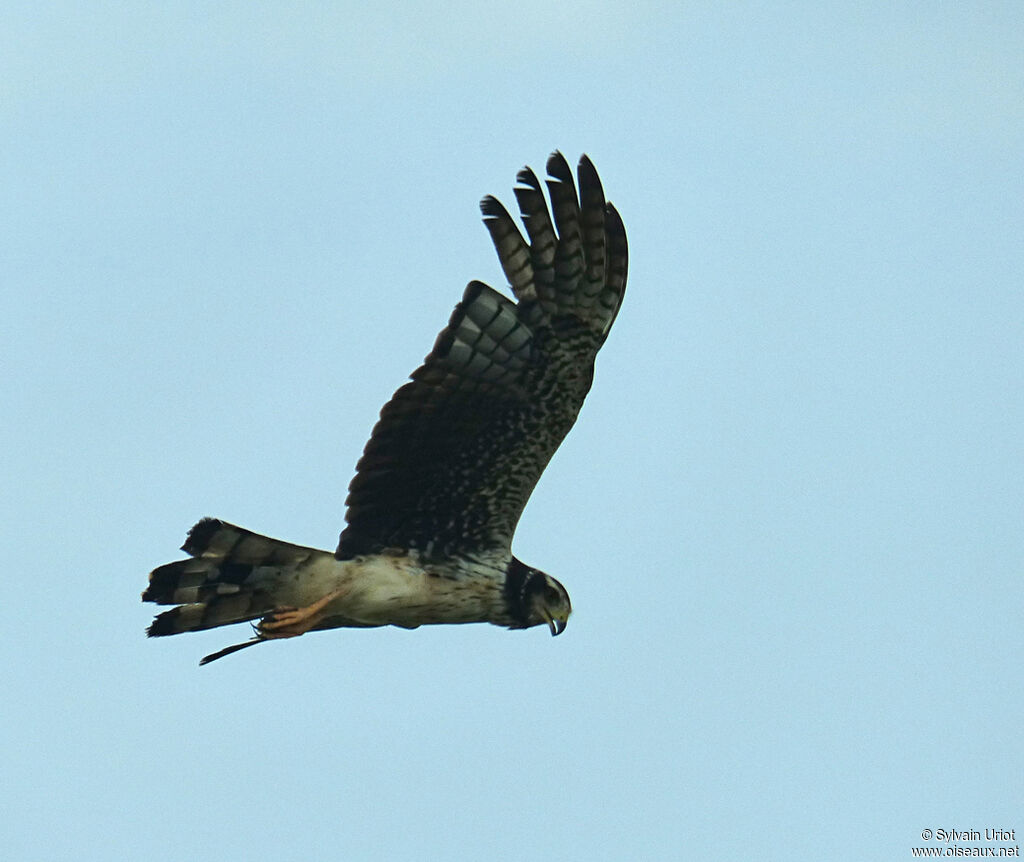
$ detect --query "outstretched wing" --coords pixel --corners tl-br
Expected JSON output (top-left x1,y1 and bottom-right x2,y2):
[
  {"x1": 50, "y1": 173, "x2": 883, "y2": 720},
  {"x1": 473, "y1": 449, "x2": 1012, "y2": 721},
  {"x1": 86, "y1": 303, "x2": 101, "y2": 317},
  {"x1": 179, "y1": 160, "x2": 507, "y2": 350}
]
[{"x1": 336, "y1": 153, "x2": 628, "y2": 562}]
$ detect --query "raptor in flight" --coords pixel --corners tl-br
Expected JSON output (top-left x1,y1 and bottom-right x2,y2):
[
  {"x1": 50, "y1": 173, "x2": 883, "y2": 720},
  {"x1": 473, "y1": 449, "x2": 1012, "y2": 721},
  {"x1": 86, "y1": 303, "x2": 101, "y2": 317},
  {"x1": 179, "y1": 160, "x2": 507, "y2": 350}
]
[{"x1": 143, "y1": 152, "x2": 627, "y2": 664}]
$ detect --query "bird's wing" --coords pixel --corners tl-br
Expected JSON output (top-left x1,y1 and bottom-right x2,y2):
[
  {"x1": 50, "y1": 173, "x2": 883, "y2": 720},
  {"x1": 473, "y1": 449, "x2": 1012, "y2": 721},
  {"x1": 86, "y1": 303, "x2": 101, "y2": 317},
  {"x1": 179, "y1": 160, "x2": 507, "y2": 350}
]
[{"x1": 336, "y1": 153, "x2": 628, "y2": 562}]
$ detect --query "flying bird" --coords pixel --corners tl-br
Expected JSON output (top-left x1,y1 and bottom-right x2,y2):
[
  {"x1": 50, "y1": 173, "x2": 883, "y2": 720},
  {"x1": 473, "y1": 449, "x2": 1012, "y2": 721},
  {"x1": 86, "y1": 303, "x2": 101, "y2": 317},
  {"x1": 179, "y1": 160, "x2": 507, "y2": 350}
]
[{"x1": 143, "y1": 152, "x2": 627, "y2": 664}]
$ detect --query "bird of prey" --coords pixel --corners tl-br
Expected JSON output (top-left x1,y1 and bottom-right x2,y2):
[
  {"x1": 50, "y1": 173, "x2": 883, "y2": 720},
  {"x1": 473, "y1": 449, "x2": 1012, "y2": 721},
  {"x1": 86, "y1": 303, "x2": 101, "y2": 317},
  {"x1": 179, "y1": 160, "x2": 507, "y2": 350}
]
[{"x1": 143, "y1": 152, "x2": 627, "y2": 664}]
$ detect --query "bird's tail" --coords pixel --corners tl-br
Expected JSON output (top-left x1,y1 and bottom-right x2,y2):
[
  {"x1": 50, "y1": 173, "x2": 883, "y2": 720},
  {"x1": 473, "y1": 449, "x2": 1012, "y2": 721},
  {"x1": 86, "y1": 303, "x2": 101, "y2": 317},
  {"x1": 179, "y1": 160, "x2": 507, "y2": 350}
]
[{"x1": 143, "y1": 518, "x2": 329, "y2": 638}]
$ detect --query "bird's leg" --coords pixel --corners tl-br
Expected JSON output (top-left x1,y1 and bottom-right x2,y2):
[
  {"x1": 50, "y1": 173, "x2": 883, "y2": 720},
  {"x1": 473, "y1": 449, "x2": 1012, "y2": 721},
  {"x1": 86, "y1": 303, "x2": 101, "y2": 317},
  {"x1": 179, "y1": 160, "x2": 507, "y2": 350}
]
[{"x1": 257, "y1": 586, "x2": 350, "y2": 639}]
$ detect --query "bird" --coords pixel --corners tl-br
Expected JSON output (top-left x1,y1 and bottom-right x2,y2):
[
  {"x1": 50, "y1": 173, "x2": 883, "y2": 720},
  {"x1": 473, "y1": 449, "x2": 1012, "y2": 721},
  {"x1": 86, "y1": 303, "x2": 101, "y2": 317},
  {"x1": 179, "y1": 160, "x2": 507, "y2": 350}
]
[{"x1": 143, "y1": 152, "x2": 627, "y2": 665}]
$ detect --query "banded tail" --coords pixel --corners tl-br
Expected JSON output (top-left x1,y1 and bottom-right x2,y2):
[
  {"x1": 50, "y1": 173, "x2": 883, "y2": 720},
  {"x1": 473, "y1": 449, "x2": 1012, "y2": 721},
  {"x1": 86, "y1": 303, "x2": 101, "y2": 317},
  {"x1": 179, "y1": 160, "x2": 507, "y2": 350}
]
[{"x1": 143, "y1": 518, "x2": 331, "y2": 639}]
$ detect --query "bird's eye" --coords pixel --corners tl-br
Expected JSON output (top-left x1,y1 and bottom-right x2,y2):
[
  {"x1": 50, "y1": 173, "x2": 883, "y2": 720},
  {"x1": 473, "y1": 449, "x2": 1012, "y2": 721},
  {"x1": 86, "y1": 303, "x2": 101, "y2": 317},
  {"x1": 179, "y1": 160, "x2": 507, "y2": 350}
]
[{"x1": 544, "y1": 586, "x2": 561, "y2": 603}]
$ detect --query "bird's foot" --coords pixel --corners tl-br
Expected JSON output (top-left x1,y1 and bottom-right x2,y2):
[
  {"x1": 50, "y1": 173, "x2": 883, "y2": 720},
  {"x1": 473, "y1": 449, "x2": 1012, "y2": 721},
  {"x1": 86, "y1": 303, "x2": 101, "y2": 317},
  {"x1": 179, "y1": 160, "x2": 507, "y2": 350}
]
[{"x1": 257, "y1": 587, "x2": 348, "y2": 639}]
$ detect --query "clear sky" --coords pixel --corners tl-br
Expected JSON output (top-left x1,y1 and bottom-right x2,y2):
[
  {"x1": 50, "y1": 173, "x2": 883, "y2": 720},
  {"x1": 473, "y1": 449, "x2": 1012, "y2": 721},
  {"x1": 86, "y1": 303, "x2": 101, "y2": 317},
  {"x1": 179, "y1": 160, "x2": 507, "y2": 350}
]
[{"x1": 3, "y1": 3, "x2": 1022, "y2": 860}]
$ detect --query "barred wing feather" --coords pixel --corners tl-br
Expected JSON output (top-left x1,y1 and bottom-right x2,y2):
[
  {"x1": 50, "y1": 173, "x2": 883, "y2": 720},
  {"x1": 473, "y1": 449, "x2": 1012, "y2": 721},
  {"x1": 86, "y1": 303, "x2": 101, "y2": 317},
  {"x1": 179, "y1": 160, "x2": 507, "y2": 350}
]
[{"x1": 337, "y1": 153, "x2": 627, "y2": 562}]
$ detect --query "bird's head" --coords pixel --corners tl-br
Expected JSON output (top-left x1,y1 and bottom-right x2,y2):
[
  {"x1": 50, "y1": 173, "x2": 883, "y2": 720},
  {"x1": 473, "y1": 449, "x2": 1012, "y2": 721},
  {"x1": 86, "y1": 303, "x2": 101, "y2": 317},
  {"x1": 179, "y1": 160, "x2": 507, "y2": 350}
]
[{"x1": 504, "y1": 558, "x2": 571, "y2": 636}]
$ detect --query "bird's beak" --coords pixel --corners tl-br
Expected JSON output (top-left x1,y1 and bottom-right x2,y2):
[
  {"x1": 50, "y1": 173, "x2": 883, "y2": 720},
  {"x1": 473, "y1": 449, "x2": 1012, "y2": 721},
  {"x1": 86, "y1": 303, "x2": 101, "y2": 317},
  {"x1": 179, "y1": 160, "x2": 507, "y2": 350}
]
[{"x1": 543, "y1": 611, "x2": 568, "y2": 637}]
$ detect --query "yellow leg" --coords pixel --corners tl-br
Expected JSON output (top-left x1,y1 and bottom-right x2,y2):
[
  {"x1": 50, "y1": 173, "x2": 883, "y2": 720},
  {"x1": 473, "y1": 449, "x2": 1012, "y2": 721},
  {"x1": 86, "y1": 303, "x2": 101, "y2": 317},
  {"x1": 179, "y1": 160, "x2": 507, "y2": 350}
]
[{"x1": 258, "y1": 586, "x2": 349, "y2": 639}]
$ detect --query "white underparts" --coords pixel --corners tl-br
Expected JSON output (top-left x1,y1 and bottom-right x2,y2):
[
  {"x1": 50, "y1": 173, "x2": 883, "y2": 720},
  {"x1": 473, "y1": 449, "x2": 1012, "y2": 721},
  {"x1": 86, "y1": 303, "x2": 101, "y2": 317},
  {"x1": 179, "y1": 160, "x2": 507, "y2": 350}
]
[{"x1": 280, "y1": 553, "x2": 507, "y2": 630}]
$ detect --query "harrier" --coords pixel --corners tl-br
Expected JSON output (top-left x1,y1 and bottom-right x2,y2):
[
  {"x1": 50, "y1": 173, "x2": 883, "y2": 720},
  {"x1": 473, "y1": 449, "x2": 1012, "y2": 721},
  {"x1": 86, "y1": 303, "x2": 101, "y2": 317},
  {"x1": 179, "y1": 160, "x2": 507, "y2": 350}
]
[{"x1": 143, "y1": 152, "x2": 627, "y2": 664}]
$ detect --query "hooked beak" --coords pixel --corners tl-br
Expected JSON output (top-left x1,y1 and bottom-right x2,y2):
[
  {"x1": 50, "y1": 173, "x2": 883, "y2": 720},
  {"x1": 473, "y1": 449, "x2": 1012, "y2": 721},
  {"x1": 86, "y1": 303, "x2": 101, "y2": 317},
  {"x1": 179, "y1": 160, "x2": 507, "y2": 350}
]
[{"x1": 542, "y1": 610, "x2": 568, "y2": 637}]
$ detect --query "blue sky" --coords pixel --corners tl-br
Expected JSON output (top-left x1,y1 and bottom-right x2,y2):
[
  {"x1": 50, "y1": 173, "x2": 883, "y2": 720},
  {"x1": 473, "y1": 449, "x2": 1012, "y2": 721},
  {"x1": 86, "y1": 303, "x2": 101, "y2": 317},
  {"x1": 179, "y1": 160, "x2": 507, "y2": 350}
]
[{"x1": 3, "y1": 3, "x2": 1022, "y2": 860}]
